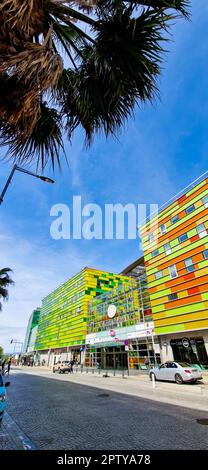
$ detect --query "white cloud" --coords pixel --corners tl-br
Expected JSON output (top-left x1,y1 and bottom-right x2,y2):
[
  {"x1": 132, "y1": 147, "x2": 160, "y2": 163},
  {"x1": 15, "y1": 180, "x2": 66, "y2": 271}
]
[{"x1": 0, "y1": 225, "x2": 97, "y2": 353}]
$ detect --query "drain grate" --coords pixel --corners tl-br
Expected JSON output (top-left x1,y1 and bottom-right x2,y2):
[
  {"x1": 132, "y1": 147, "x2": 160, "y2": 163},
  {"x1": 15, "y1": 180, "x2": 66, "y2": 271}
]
[
  {"x1": 98, "y1": 393, "x2": 109, "y2": 397},
  {"x1": 196, "y1": 419, "x2": 208, "y2": 426}
]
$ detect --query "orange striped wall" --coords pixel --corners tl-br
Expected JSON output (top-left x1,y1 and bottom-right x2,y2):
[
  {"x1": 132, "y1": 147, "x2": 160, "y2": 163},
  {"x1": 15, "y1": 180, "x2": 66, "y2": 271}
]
[{"x1": 140, "y1": 178, "x2": 208, "y2": 335}]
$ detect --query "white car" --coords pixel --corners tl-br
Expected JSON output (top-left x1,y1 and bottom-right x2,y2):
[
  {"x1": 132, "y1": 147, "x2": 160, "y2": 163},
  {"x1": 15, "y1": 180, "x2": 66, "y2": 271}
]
[{"x1": 149, "y1": 361, "x2": 203, "y2": 384}]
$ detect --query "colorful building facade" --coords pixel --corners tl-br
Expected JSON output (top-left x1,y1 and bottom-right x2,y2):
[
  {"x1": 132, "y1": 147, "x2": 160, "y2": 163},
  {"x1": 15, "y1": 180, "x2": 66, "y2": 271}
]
[
  {"x1": 86, "y1": 258, "x2": 158, "y2": 370},
  {"x1": 140, "y1": 177, "x2": 208, "y2": 368},
  {"x1": 23, "y1": 307, "x2": 41, "y2": 354},
  {"x1": 35, "y1": 267, "x2": 134, "y2": 366}
]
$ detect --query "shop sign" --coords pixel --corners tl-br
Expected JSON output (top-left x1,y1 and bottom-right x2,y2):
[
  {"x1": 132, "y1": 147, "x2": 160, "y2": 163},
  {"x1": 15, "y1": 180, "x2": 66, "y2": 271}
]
[{"x1": 182, "y1": 338, "x2": 189, "y2": 348}]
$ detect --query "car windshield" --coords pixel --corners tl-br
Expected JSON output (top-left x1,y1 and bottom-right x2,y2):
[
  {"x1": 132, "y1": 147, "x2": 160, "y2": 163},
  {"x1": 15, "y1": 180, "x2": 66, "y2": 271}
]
[
  {"x1": 0, "y1": 374, "x2": 3, "y2": 387},
  {"x1": 177, "y1": 362, "x2": 191, "y2": 367}
]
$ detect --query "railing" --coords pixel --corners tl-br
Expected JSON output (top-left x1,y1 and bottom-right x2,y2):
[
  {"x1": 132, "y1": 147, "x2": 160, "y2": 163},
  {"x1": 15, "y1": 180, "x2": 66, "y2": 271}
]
[{"x1": 71, "y1": 366, "x2": 149, "y2": 377}]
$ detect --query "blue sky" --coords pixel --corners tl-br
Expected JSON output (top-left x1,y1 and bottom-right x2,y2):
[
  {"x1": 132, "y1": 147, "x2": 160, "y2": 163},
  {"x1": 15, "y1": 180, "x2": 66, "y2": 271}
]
[{"x1": 1, "y1": 0, "x2": 208, "y2": 352}]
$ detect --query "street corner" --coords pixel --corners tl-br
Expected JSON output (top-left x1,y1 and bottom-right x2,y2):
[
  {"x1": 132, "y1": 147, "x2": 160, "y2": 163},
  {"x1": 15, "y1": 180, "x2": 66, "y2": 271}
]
[{"x1": 0, "y1": 412, "x2": 37, "y2": 451}]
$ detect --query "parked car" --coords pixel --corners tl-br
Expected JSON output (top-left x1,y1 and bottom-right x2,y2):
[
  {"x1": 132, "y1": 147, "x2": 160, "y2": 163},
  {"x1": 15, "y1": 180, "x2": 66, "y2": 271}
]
[
  {"x1": 0, "y1": 374, "x2": 10, "y2": 424},
  {"x1": 149, "y1": 361, "x2": 203, "y2": 384},
  {"x1": 52, "y1": 361, "x2": 71, "y2": 374}
]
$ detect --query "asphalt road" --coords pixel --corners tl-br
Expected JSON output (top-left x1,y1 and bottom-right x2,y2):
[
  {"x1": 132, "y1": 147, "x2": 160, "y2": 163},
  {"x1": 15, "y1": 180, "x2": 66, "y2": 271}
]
[{"x1": 4, "y1": 371, "x2": 208, "y2": 450}]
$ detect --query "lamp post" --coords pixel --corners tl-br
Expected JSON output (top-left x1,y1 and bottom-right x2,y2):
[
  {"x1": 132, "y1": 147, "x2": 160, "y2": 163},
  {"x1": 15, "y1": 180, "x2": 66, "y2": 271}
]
[
  {"x1": 0, "y1": 164, "x2": 54, "y2": 205},
  {"x1": 10, "y1": 339, "x2": 23, "y2": 356}
]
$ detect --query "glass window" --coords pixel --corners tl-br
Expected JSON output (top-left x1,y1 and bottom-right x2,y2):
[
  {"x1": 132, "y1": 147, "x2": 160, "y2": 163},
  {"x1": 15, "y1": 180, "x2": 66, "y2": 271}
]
[
  {"x1": 166, "y1": 362, "x2": 178, "y2": 368},
  {"x1": 185, "y1": 204, "x2": 195, "y2": 215},
  {"x1": 168, "y1": 293, "x2": 178, "y2": 301},
  {"x1": 196, "y1": 223, "x2": 207, "y2": 239},
  {"x1": 164, "y1": 242, "x2": 172, "y2": 255},
  {"x1": 151, "y1": 249, "x2": 159, "y2": 258},
  {"x1": 148, "y1": 232, "x2": 154, "y2": 242},
  {"x1": 169, "y1": 264, "x2": 178, "y2": 278},
  {"x1": 155, "y1": 270, "x2": 163, "y2": 280},
  {"x1": 185, "y1": 257, "x2": 195, "y2": 272},
  {"x1": 203, "y1": 249, "x2": 208, "y2": 260},
  {"x1": 171, "y1": 215, "x2": 179, "y2": 224},
  {"x1": 178, "y1": 233, "x2": 188, "y2": 243},
  {"x1": 160, "y1": 223, "x2": 167, "y2": 234},
  {"x1": 202, "y1": 195, "x2": 208, "y2": 208}
]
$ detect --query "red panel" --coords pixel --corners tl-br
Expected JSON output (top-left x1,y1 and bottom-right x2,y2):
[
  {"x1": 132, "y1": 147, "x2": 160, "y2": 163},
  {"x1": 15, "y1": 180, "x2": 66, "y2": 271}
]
[
  {"x1": 183, "y1": 272, "x2": 196, "y2": 281},
  {"x1": 188, "y1": 286, "x2": 200, "y2": 295},
  {"x1": 190, "y1": 235, "x2": 199, "y2": 243},
  {"x1": 178, "y1": 194, "x2": 187, "y2": 205}
]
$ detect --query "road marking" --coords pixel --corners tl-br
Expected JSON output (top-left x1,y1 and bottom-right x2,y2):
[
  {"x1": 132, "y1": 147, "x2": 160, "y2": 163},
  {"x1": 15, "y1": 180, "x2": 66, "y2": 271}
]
[{"x1": 2, "y1": 412, "x2": 37, "y2": 450}]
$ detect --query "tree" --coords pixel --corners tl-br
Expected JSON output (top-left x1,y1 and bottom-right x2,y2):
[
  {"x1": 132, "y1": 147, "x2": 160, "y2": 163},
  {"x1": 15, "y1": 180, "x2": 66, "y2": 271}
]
[
  {"x1": 0, "y1": 346, "x2": 3, "y2": 358},
  {"x1": 0, "y1": 268, "x2": 14, "y2": 311},
  {"x1": 0, "y1": 1, "x2": 190, "y2": 171}
]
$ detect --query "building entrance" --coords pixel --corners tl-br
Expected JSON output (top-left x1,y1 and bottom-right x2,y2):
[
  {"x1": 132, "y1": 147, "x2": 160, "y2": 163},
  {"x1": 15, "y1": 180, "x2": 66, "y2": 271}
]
[
  {"x1": 100, "y1": 346, "x2": 128, "y2": 370},
  {"x1": 170, "y1": 337, "x2": 208, "y2": 369}
]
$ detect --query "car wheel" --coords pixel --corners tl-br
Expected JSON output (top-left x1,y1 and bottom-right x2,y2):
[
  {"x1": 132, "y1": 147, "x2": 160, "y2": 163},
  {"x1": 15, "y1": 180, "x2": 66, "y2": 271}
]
[
  {"x1": 150, "y1": 372, "x2": 156, "y2": 382},
  {"x1": 175, "y1": 373, "x2": 183, "y2": 384}
]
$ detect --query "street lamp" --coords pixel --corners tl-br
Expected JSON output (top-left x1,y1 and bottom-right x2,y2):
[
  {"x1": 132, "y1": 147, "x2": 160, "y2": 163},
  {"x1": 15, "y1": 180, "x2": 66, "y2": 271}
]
[
  {"x1": 10, "y1": 339, "x2": 23, "y2": 355},
  {"x1": 0, "y1": 164, "x2": 55, "y2": 205}
]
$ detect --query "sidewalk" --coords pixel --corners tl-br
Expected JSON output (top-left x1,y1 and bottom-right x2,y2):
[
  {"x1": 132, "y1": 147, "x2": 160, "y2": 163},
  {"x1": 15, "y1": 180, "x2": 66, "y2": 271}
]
[
  {"x1": 14, "y1": 366, "x2": 208, "y2": 412},
  {"x1": 0, "y1": 412, "x2": 37, "y2": 450}
]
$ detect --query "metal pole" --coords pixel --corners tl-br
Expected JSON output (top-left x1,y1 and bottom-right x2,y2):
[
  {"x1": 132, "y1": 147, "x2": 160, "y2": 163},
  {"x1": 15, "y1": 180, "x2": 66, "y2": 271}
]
[{"x1": 0, "y1": 165, "x2": 17, "y2": 204}]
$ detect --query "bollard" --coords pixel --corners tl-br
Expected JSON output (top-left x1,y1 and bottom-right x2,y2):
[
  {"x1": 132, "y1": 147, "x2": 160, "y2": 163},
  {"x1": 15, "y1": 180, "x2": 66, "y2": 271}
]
[
  {"x1": 86, "y1": 368, "x2": 88, "y2": 373},
  {"x1": 92, "y1": 368, "x2": 94, "y2": 374},
  {"x1": 113, "y1": 369, "x2": 115, "y2": 377},
  {"x1": 152, "y1": 373, "x2": 156, "y2": 389},
  {"x1": 98, "y1": 368, "x2": 100, "y2": 375},
  {"x1": 122, "y1": 369, "x2": 124, "y2": 378}
]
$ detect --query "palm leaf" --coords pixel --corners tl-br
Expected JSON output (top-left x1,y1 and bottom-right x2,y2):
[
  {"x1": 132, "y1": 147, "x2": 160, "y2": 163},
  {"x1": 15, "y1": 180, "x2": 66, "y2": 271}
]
[
  {"x1": 0, "y1": 103, "x2": 65, "y2": 171},
  {"x1": 0, "y1": 0, "x2": 191, "y2": 169}
]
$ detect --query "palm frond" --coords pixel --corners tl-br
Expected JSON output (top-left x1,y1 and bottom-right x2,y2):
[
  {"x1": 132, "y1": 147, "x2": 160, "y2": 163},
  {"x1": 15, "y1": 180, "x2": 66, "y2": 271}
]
[
  {"x1": 0, "y1": 267, "x2": 14, "y2": 311},
  {"x1": 0, "y1": 0, "x2": 190, "y2": 169},
  {"x1": 0, "y1": 103, "x2": 65, "y2": 171}
]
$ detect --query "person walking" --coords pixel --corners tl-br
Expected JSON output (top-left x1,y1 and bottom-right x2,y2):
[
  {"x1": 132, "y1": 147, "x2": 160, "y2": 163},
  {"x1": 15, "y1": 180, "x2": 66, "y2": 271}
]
[
  {"x1": 6, "y1": 358, "x2": 11, "y2": 375},
  {"x1": 144, "y1": 356, "x2": 150, "y2": 373},
  {"x1": 1, "y1": 359, "x2": 6, "y2": 375},
  {"x1": 70, "y1": 359, "x2": 74, "y2": 373}
]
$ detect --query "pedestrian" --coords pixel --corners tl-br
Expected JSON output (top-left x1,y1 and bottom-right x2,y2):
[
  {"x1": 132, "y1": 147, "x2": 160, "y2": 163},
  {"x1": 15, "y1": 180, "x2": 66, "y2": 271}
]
[
  {"x1": 144, "y1": 356, "x2": 150, "y2": 372},
  {"x1": 6, "y1": 358, "x2": 11, "y2": 375},
  {"x1": 70, "y1": 359, "x2": 74, "y2": 373},
  {"x1": 1, "y1": 359, "x2": 6, "y2": 375}
]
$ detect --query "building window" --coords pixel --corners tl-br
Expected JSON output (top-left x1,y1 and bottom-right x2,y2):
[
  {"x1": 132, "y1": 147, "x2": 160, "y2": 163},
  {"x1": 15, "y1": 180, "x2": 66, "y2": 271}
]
[
  {"x1": 202, "y1": 195, "x2": 208, "y2": 208},
  {"x1": 203, "y1": 249, "x2": 208, "y2": 260},
  {"x1": 151, "y1": 249, "x2": 159, "y2": 258},
  {"x1": 148, "y1": 232, "x2": 155, "y2": 243},
  {"x1": 185, "y1": 204, "x2": 195, "y2": 215},
  {"x1": 160, "y1": 223, "x2": 167, "y2": 234},
  {"x1": 185, "y1": 257, "x2": 195, "y2": 273},
  {"x1": 154, "y1": 270, "x2": 163, "y2": 280},
  {"x1": 168, "y1": 293, "x2": 178, "y2": 301},
  {"x1": 196, "y1": 223, "x2": 207, "y2": 239},
  {"x1": 178, "y1": 233, "x2": 188, "y2": 243},
  {"x1": 171, "y1": 215, "x2": 179, "y2": 224},
  {"x1": 169, "y1": 264, "x2": 178, "y2": 279},
  {"x1": 164, "y1": 242, "x2": 172, "y2": 255}
]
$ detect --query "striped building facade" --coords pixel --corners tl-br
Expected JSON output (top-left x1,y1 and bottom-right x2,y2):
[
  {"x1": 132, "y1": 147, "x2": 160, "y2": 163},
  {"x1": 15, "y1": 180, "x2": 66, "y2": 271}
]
[
  {"x1": 141, "y1": 177, "x2": 208, "y2": 368},
  {"x1": 34, "y1": 267, "x2": 133, "y2": 367}
]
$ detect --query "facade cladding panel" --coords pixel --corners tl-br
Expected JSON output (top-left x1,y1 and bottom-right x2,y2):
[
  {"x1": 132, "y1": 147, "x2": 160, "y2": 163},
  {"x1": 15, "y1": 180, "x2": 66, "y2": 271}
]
[
  {"x1": 23, "y1": 307, "x2": 41, "y2": 353},
  {"x1": 35, "y1": 268, "x2": 132, "y2": 351},
  {"x1": 140, "y1": 177, "x2": 208, "y2": 336}
]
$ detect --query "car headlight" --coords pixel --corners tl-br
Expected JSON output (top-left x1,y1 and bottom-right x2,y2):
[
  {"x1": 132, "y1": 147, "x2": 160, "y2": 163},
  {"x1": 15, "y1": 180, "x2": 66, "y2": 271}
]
[{"x1": 0, "y1": 394, "x2": 6, "y2": 402}]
